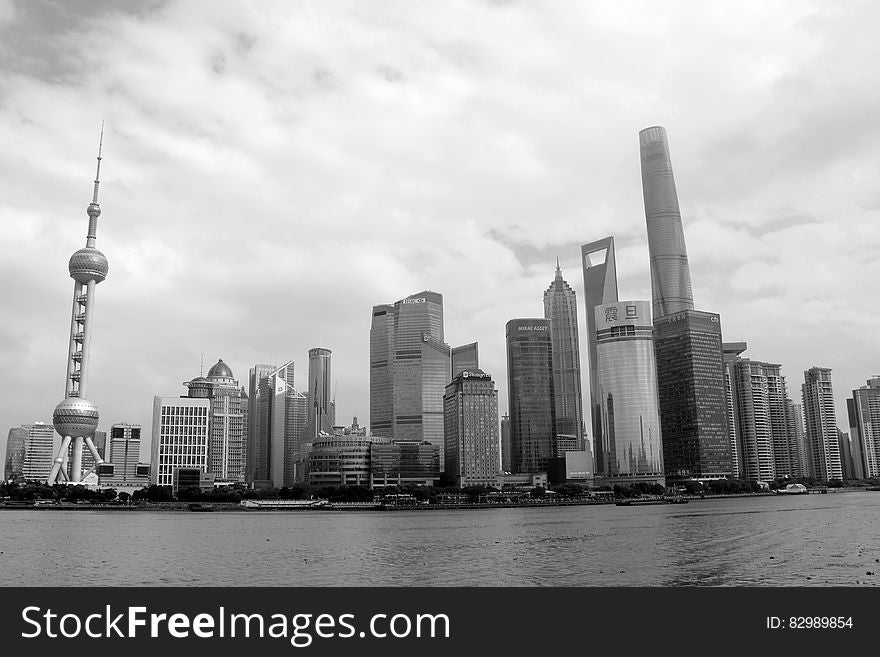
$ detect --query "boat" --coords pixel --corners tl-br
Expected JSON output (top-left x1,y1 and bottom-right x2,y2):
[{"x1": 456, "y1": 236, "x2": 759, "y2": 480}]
[{"x1": 775, "y1": 483, "x2": 808, "y2": 495}]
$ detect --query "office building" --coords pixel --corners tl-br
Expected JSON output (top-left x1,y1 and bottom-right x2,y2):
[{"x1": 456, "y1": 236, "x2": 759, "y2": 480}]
[
  {"x1": 100, "y1": 423, "x2": 148, "y2": 489},
  {"x1": 184, "y1": 359, "x2": 248, "y2": 484},
  {"x1": 5, "y1": 423, "x2": 56, "y2": 481},
  {"x1": 451, "y1": 342, "x2": 479, "y2": 378},
  {"x1": 247, "y1": 363, "x2": 275, "y2": 483},
  {"x1": 369, "y1": 291, "x2": 451, "y2": 468},
  {"x1": 723, "y1": 344, "x2": 799, "y2": 481},
  {"x1": 370, "y1": 439, "x2": 440, "y2": 488},
  {"x1": 150, "y1": 397, "x2": 210, "y2": 487},
  {"x1": 801, "y1": 367, "x2": 843, "y2": 482},
  {"x1": 443, "y1": 369, "x2": 500, "y2": 487},
  {"x1": 593, "y1": 300, "x2": 664, "y2": 486},
  {"x1": 506, "y1": 319, "x2": 556, "y2": 474},
  {"x1": 581, "y1": 237, "x2": 619, "y2": 458},
  {"x1": 654, "y1": 310, "x2": 730, "y2": 480},
  {"x1": 837, "y1": 430, "x2": 856, "y2": 480},
  {"x1": 544, "y1": 260, "x2": 585, "y2": 450},
  {"x1": 304, "y1": 347, "x2": 335, "y2": 439},
  {"x1": 253, "y1": 361, "x2": 306, "y2": 488},
  {"x1": 639, "y1": 126, "x2": 694, "y2": 319},
  {"x1": 48, "y1": 132, "x2": 112, "y2": 484},
  {"x1": 500, "y1": 414, "x2": 512, "y2": 472},
  {"x1": 847, "y1": 377, "x2": 880, "y2": 479},
  {"x1": 306, "y1": 435, "x2": 374, "y2": 487}
]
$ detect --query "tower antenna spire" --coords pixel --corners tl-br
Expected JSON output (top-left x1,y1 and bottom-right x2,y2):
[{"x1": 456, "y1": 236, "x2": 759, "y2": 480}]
[{"x1": 92, "y1": 121, "x2": 104, "y2": 206}]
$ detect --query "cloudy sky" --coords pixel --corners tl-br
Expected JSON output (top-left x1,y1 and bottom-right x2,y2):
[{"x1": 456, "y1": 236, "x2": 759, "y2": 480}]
[{"x1": 2, "y1": 0, "x2": 879, "y2": 464}]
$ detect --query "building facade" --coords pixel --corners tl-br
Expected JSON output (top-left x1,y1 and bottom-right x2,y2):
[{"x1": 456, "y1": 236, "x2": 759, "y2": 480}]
[
  {"x1": 593, "y1": 301, "x2": 664, "y2": 486},
  {"x1": 254, "y1": 361, "x2": 306, "y2": 488},
  {"x1": 451, "y1": 342, "x2": 479, "y2": 378},
  {"x1": 150, "y1": 397, "x2": 210, "y2": 487},
  {"x1": 544, "y1": 261, "x2": 585, "y2": 450},
  {"x1": 801, "y1": 367, "x2": 843, "y2": 482},
  {"x1": 443, "y1": 369, "x2": 500, "y2": 487},
  {"x1": 506, "y1": 319, "x2": 556, "y2": 474},
  {"x1": 370, "y1": 439, "x2": 440, "y2": 488},
  {"x1": 305, "y1": 347, "x2": 335, "y2": 439},
  {"x1": 247, "y1": 363, "x2": 275, "y2": 484},
  {"x1": 306, "y1": 435, "x2": 374, "y2": 487},
  {"x1": 654, "y1": 310, "x2": 730, "y2": 480}
]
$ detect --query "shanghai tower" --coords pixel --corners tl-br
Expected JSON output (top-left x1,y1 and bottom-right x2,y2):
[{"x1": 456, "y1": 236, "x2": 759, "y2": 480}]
[{"x1": 639, "y1": 126, "x2": 694, "y2": 319}]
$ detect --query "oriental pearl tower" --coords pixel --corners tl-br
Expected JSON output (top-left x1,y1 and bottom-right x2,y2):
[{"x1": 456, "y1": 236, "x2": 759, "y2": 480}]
[{"x1": 46, "y1": 127, "x2": 112, "y2": 484}]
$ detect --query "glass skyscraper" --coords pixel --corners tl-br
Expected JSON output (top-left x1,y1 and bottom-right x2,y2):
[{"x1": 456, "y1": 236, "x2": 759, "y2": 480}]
[
  {"x1": 640, "y1": 126, "x2": 695, "y2": 320},
  {"x1": 369, "y1": 291, "x2": 451, "y2": 469},
  {"x1": 654, "y1": 310, "x2": 730, "y2": 479},
  {"x1": 4, "y1": 423, "x2": 56, "y2": 481},
  {"x1": 543, "y1": 262, "x2": 585, "y2": 449},
  {"x1": 593, "y1": 300, "x2": 664, "y2": 485},
  {"x1": 506, "y1": 318, "x2": 555, "y2": 474},
  {"x1": 581, "y1": 237, "x2": 618, "y2": 469}
]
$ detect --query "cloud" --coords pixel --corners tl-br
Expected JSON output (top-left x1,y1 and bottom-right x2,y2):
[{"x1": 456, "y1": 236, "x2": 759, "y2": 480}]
[{"x1": 2, "y1": 0, "x2": 880, "y2": 463}]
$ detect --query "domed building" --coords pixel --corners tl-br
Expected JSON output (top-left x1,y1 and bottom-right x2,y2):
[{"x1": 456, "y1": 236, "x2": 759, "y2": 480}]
[{"x1": 182, "y1": 359, "x2": 248, "y2": 484}]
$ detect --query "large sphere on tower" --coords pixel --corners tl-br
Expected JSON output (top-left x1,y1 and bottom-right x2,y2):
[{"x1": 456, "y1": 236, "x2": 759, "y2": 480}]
[
  {"x1": 69, "y1": 247, "x2": 109, "y2": 284},
  {"x1": 53, "y1": 398, "x2": 99, "y2": 437}
]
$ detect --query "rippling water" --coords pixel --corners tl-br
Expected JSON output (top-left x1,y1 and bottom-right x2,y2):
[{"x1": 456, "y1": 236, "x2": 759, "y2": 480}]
[{"x1": 2, "y1": 491, "x2": 879, "y2": 586}]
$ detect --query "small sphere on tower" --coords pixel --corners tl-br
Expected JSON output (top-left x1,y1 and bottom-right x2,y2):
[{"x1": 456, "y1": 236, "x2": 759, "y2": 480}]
[
  {"x1": 53, "y1": 397, "x2": 99, "y2": 438},
  {"x1": 87, "y1": 202, "x2": 101, "y2": 218},
  {"x1": 69, "y1": 247, "x2": 109, "y2": 283}
]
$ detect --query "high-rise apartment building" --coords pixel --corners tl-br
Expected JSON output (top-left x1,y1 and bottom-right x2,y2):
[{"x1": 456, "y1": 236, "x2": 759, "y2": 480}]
[
  {"x1": 722, "y1": 344, "x2": 795, "y2": 481},
  {"x1": 544, "y1": 261, "x2": 585, "y2": 449},
  {"x1": 443, "y1": 369, "x2": 500, "y2": 487},
  {"x1": 639, "y1": 126, "x2": 694, "y2": 320},
  {"x1": 369, "y1": 291, "x2": 451, "y2": 468},
  {"x1": 150, "y1": 397, "x2": 210, "y2": 487},
  {"x1": 5, "y1": 423, "x2": 56, "y2": 481},
  {"x1": 801, "y1": 367, "x2": 843, "y2": 482},
  {"x1": 582, "y1": 237, "x2": 618, "y2": 457},
  {"x1": 847, "y1": 377, "x2": 880, "y2": 479},
  {"x1": 506, "y1": 319, "x2": 555, "y2": 474},
  {"x1": 593, "y1": 301, "x2": 664, "y2": 486},
  {"x1": 787, "y1": 401, "x2": 808, "y2": 477},
  {"x1": 654, "y1": 311, "x2": 730, "y2": 480}
]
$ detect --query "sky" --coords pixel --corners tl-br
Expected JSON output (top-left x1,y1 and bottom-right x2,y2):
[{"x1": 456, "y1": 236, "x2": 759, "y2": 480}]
[{"x1": 2, "y1": 0, "x2": 880, "y2": 464}]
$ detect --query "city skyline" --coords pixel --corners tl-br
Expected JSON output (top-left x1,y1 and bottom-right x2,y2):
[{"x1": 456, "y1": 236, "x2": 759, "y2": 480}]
[{"x1": 3, "y1": 1, "x2": 880, "y2": 463}]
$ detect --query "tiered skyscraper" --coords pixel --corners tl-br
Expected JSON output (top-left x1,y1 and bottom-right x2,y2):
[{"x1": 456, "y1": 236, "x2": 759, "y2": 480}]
[
  {"x1": 543, "y1": 261, "x2": 585, "y2": 450},
  {"x1": 802, "y1": 367, "x2": 843, "y2": 481},
  {"x1": 640, "y1": 126, "x2": 730, "y2": 480},
  {"x1": 370, "y1": 291, "x2": 451, "y2": 468},
  {"x1": 251, "y1": 361, "x2": 306, "y2": 487},
  {"x1": 505, "y1": 319, "x2": 555, "y2": 474},
  {"x1": 47, "y1": 130, "x2": 113, "y2": 485}
]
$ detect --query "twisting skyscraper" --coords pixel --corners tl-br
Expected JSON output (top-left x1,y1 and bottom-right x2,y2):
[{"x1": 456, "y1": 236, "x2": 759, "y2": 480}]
[
  {"x1": 543, "y1": 260, "x2": 585, "y2": 448},
  {"x1": 47, "y1": 128, "x2": 112, "y2": 484},
  {"x1": 640, "y1": 126, "x2": 695, "y2": 319}
]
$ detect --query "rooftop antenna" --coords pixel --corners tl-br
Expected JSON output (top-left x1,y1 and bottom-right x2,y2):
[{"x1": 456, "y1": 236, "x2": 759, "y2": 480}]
[{"x1": 200, "y1": 354, "x2": 204, "y2": 377}]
